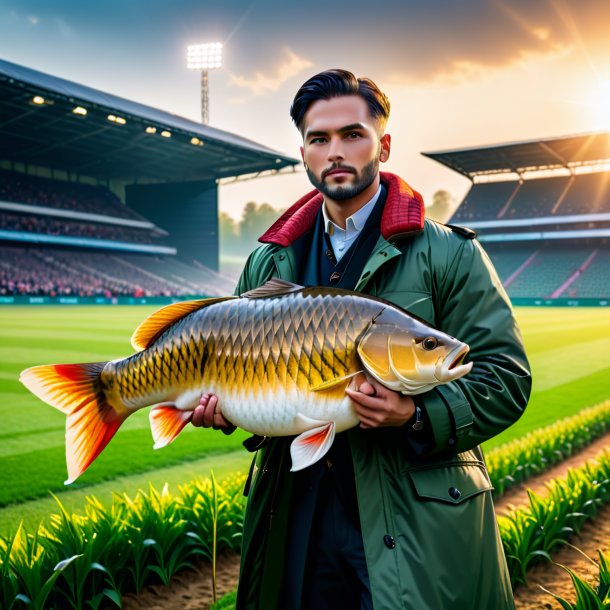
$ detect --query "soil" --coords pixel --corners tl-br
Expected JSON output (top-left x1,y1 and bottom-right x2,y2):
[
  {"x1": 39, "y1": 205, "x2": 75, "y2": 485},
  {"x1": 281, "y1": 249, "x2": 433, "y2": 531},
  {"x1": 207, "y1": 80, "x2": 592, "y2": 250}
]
[
  {"x1": 121, "y1": 552, "x2": 241, "y2": 610},
  {"x1": 120, "y1": 432, "x2": 610, "y2": 610}
]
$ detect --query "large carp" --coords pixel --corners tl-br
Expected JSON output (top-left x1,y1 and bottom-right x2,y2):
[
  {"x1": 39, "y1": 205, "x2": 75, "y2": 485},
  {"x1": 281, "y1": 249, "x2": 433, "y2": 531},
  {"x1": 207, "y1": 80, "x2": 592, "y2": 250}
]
[{"x1": 20, "y1": 279, "x2": 472, "y2": 483}]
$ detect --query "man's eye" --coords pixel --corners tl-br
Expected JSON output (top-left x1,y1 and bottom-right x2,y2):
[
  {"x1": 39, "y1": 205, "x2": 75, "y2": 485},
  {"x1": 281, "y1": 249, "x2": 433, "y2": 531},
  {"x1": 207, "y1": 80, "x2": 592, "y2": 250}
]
[
  {"x1": 347, "y1": 132, "x2": 361, "y2": 139},
  {"x1": 310, "y1": 137, "x2": 326, "y2": 144}
]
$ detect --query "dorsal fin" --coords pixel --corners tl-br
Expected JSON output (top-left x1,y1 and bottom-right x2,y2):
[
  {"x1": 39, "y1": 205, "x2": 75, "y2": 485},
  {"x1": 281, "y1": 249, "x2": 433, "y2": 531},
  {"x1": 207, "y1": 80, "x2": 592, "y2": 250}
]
[
  {"x1": 131, "y1": 296, "x2": 235, "y2": 351},
  {"x1": 240, "y1": 278, "x2": 303, "y2": 299}
]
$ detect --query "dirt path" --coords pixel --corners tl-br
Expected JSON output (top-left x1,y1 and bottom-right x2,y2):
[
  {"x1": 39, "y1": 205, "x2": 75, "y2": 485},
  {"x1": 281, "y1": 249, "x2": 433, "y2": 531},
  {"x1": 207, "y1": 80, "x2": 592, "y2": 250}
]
[
  {"x1": 120, "y1": 433, "x2": 610, "y2": 609},
  {"x1": 494, "y1": 431, "x2": 610, "y2": 516},
  {"x1": 121, "y1": 552, "x2": 241, "y2": 610}
]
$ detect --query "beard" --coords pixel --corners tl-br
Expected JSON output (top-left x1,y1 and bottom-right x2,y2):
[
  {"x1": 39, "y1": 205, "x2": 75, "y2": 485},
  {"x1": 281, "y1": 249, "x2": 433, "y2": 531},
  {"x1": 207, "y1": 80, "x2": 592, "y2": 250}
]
[{"x1": 306, "y1": 155, "x2": 380, "y2": 201}]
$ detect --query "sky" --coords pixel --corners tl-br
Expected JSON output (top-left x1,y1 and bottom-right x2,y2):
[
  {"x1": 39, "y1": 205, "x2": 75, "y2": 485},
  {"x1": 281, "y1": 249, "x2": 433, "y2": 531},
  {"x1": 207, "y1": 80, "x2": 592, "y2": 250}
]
[{"x1": 1, "y1": 0, "x2": 610, "y2": 220}]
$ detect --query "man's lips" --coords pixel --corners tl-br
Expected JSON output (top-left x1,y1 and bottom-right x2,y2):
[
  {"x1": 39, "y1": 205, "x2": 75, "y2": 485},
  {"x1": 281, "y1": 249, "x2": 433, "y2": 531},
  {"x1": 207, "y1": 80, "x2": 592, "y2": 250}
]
[{"x1": 323, "y1": 168, "x2": 356, "y2": 179}]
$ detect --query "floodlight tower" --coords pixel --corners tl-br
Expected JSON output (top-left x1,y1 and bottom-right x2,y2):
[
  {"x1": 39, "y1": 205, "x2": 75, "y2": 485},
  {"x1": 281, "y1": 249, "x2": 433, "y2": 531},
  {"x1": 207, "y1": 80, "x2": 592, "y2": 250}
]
[{"x1": 187, "y1": 42, "x2": 223, "y2": 125}]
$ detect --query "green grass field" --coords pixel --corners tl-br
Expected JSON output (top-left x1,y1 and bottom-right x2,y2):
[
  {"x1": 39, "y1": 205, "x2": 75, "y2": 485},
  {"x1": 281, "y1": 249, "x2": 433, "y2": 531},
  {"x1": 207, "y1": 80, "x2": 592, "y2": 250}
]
[{"x1": 0, "y1": 305, "x2": 608, "y2": 533}]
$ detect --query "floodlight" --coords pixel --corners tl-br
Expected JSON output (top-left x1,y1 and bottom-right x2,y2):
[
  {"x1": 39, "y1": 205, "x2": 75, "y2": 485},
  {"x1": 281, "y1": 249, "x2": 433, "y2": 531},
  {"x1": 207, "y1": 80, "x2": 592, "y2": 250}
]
[
  {"x1": 187, "y1": 42, "x2": 224, "y2": 124},
  {"x1": 107, "y1": 114, "x2": 116, "y2": 122},
  {"x1": 145, "y1": 126, "x2": 157, "y2": 134},
  {"x1": 32, "y1": 96, "x2": 45, "y2": 105},
  {"x1": 115, "y1": 116, "x2": 126, "y2": 125},
  {"x1": 190, "y1": 137, "x2": 203, "y2": 146},
  {"x1": 160, "y1": 130, "x2": 172, "y2": 138},
  {"x1": 187, "y1": 42, "x2": 223, "y2": 70},
  {"x1": 73, "y1": 106, "x2": 87, "y2": 116}
]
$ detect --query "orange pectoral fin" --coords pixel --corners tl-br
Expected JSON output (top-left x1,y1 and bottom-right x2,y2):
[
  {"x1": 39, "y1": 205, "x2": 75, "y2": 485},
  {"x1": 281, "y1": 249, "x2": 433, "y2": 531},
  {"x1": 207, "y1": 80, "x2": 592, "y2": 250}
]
[
  {"x1": 290, "y1": 422, "x2": 336, "y2": 472},
  {"x1": 150, "y1": 406, "x2": 193, "y2": 449}
]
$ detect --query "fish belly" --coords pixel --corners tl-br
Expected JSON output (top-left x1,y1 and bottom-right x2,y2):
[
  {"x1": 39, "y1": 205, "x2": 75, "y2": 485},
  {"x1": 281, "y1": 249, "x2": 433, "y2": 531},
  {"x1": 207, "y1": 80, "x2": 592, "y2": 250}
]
[{"x1": 218, "y1": 386, "x2": 360, "y2": 437}]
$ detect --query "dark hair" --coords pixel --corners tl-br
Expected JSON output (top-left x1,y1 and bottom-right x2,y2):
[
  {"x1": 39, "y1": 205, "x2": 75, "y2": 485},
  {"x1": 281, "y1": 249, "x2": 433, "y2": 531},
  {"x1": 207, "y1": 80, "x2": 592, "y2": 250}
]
[{"x1": 290, "y1": 69, "x2": 390, "y2": 132}]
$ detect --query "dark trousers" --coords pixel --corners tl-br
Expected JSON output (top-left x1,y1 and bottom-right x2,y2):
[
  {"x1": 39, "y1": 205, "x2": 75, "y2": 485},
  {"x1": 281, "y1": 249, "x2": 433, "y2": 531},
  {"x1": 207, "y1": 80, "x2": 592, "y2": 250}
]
[{"x1": 284, "y1": 469, "x2": 373, "y2": 610}]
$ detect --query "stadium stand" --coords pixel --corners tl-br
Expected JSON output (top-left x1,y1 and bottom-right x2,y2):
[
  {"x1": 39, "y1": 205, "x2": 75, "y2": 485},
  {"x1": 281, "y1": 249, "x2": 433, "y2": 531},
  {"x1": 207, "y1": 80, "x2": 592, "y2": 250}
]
[
  {"x1": 503, "y1": 176, "x2": 570, "y2": 218},
  {"x1": 0, "y1": 169, "x2": 146, "y2": 220},
  {"x1": 0, "y1": 211, "x2": 161, "y2": 243},
  {"x1": 0, "y1": 59, "x2": 299, "y2": 302},
  {"x1": 556, "y1": 171, "x2": 610, "y2": 215},
  {"x1": 451, "y1": 181, "x2": 519, "y2": 222},
  {"x1": 424, "y1": 132, "x2": 610, "y2": 303}
]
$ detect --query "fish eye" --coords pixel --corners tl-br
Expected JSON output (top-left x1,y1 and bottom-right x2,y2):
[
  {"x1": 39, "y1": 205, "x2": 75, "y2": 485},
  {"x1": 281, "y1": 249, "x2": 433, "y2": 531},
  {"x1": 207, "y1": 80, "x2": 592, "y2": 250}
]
[{"x1": 422, "y1": 336, "x2": 438, "y2": 350}]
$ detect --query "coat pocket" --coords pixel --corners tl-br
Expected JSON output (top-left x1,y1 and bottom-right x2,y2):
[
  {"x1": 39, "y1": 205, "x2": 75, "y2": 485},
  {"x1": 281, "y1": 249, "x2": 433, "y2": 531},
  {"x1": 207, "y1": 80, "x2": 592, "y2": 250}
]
[{"x1": 407, "y1": 461, "x2": 493, "y2": 504}]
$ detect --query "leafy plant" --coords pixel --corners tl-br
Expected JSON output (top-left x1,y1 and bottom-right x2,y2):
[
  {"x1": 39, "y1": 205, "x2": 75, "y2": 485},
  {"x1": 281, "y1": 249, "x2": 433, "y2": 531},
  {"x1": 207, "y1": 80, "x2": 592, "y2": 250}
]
[
  {"x1": 541, "y1": 548, "x2": 610, "y2": 609},
  {"x1": 499, "y1": 451, "x2": 610, "y2": 587},
  {"x1": 487, "y1": 401, "x2": 610, "y2": 497}
]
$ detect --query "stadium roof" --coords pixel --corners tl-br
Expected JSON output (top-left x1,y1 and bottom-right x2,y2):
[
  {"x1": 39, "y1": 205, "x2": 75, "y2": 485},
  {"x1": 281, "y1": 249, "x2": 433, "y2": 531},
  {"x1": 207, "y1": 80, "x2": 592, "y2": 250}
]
[
  {"x1": 422, "y1": 131, "x2": 610, "y2": 179},
  {"x1": 0, "y1": 58, "x2": 299, "y2": 182}
]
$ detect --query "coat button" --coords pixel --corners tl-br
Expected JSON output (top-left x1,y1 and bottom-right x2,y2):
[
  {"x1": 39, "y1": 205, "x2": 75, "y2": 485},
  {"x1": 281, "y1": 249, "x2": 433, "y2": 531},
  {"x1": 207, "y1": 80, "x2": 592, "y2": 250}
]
[
  {"x1": 383, "y1": 535, "x2": 396, "y2": 549},
  {"x1": 448, "y1": 487, "x2": 461, "y2": 500}
]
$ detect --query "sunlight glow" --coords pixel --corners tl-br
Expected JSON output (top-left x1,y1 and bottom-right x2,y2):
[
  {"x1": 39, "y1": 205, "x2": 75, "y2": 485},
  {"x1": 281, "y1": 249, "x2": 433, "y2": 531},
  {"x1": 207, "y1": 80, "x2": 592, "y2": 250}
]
[{"x1": 592, "y1": 79, "x2": 610, "y2": 129}]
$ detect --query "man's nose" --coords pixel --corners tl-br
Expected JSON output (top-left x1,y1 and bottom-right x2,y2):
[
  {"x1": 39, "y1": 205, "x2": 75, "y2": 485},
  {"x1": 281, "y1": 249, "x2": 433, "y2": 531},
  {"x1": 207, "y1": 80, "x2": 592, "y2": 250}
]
[{"x1": 327, "y1": 136, "x2": 345, "y2": 162}]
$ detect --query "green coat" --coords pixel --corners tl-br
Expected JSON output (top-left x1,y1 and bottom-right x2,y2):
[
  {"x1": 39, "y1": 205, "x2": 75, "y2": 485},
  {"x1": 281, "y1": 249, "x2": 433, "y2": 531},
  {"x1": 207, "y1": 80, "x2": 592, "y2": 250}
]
[{"x1": 234, "y1": 174, "x2": 531, "y2": 610}]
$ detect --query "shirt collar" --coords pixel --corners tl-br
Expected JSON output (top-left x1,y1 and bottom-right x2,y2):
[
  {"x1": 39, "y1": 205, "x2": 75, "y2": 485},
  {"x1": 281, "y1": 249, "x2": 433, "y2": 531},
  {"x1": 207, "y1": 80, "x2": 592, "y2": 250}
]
[{"x1": 322, "y1": 183, "x2": 382, "y2": 237}]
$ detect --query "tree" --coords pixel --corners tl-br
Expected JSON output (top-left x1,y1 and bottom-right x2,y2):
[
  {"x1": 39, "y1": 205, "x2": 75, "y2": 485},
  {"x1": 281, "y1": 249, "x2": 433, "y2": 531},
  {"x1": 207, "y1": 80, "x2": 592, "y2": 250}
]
[
  {"x1": 239, "y1": 202, "x2": 284, "y2": 253},
  {"x1": 426, "y1": 189, "x2": 454, "y2": 223}
]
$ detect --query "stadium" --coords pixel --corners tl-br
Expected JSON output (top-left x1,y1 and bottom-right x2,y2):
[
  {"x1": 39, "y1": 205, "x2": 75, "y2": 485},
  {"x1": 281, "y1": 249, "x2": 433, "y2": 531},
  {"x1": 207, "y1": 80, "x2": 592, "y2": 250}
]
[
  {"x1": 426, "y1": 133, "x2": 610, "y2": 306},
  {"x1": 1, "y1": 59, "x2": 609, "y2": 307},
  {"x1": 1, "y1": 58, "x2": 610, "y2": 609},
  {"x1": 0, "y1": 58, "x2": 299, "y2": 304}
]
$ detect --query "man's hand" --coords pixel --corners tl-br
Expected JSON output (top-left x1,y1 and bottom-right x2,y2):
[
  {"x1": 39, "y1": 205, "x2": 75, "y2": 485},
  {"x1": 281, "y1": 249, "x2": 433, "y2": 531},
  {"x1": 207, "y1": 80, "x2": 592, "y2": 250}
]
[
  {"x1": 191, "y1": 392, "x2": 236, "y2": 435},
  {"x1": 345, "y1": 375, "x2": 416, "y2": 429}
]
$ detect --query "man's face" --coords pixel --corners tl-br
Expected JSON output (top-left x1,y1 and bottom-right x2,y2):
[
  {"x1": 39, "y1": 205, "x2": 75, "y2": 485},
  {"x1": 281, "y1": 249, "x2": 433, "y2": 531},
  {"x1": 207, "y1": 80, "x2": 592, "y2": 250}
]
[{"x1": 300, "y1": 95, "x2": 390, "y2": 201}]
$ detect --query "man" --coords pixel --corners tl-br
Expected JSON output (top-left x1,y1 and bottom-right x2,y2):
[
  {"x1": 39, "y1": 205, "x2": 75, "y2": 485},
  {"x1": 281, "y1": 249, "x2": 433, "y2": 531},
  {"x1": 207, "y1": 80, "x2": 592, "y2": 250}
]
[{"x1": 192, "y1": 69, "x2": 531, "y2": 610}]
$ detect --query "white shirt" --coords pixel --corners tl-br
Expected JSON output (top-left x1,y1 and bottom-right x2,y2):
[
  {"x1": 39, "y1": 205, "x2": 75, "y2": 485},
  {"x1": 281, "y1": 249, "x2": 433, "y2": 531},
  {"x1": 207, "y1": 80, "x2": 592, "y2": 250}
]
[{"x1": 322, "y1": 184, "x2": 382, "y2": 262}]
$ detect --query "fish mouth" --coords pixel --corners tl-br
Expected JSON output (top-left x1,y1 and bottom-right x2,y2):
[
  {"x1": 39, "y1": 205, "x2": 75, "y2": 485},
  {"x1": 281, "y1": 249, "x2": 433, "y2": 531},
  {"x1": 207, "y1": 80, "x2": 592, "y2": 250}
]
[{"x1": 435, "y1": 344, "x2": 473, "y2": 382}]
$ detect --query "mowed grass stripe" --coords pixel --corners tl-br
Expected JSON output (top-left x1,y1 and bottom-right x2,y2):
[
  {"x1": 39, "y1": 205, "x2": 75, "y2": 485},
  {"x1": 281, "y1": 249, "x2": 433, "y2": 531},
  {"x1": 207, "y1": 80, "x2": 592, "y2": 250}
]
[
  {"x1": 0, "y1": 328, "x2": 130, "y2": 343},
  {"x1": 516, "y1": 308, "x2": 610, "y2": 355},
  {"x1": 0, "y1": 426, "x2": 249, "y2": 507},
  {"x1": 527, "y1": 335, "x2": 610, "y2": 392},
  {"x1": 484, "y1": 366, "x2": 610, "y2": 449},
  {"x1": 0, "y1": 449, "x2": 251, "y2": 535}
]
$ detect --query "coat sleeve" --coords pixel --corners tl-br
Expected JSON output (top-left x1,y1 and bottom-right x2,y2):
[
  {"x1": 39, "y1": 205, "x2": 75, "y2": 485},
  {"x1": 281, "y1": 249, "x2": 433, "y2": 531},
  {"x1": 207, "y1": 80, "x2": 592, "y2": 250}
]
[{"x1": 413, "y1": 236, "x2": 532, "y2": 456}]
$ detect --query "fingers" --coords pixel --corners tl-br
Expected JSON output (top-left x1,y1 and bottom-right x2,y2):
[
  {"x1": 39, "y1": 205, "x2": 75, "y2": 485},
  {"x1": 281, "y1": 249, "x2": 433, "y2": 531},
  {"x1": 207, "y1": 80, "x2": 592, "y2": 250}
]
[
  {"x1": 191, "y1": 393, "x2": 235, "y2": 433},
  {"x1": 345, "y1": 384, "x2": 416, "y2": 429}
]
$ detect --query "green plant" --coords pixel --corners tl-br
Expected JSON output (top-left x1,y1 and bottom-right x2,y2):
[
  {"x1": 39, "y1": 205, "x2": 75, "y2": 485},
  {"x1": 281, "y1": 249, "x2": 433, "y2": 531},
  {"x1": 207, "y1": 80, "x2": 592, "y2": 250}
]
[
  {"x1": 0, "y1": 473, "x2": 247, "y2": 608},
  {"x1": 541, "y1": 548, "x2": 610, "y2": 608},
  {"x1": 499, "y1": 451, "x2": 610, "y2": 587},
  {"x1": 487, "y1": 401, "x2": 610, "y2": 497}
]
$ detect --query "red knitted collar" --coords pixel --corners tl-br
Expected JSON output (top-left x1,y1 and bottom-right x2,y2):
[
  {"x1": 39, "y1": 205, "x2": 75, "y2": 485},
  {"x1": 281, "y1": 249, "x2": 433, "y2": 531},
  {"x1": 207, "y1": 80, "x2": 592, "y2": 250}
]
[{"x1": 259, "y1": 172, "x2": 425, "y2": 246}]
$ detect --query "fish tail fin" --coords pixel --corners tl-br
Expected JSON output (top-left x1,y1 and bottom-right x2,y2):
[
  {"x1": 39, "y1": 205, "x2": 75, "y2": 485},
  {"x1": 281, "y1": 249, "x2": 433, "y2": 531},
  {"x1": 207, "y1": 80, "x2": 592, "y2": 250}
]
[{"x1": 19, "y1": 362, "x2": 127, "y2": 484}]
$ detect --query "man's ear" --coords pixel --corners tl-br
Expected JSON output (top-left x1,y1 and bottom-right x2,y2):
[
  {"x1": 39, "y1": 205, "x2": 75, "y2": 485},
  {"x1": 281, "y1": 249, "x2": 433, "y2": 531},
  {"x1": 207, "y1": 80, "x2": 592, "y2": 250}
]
[
  {"x1": 300, "y1": 146, "x2": 305, "y2": 162},
  {"x1": 379, "y1": 133, "x2": 391, "y2": 163}
]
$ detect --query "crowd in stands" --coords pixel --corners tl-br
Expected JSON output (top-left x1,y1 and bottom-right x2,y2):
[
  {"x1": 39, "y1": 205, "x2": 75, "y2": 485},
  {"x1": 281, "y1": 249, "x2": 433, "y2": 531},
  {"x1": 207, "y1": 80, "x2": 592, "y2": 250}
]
[
  {"x1": 0, "y1": 246, "x2": 226, "y2": 298},
  {"x1": 0, "y1": 169, "x2": 145, "y2": 220},
  {"x1": 0, "y1": 212, "x2": 159, "y2": 243}
]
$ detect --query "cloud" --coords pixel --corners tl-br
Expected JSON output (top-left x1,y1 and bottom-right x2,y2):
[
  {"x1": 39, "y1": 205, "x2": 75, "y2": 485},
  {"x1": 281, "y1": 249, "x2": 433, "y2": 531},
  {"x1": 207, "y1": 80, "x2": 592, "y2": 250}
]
[
  {"x1": 430, "y1": 42, "x2": 573, "y2": 86},
  {"x1": 228, "y1": 47, "x2": 313, "y2": 96},
  {"x1": 27, "y1": 15, "x2": 39, "y2": 25},
  {"x1": 328, "y1": 0, "x2": 610, "y2": 86}
]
